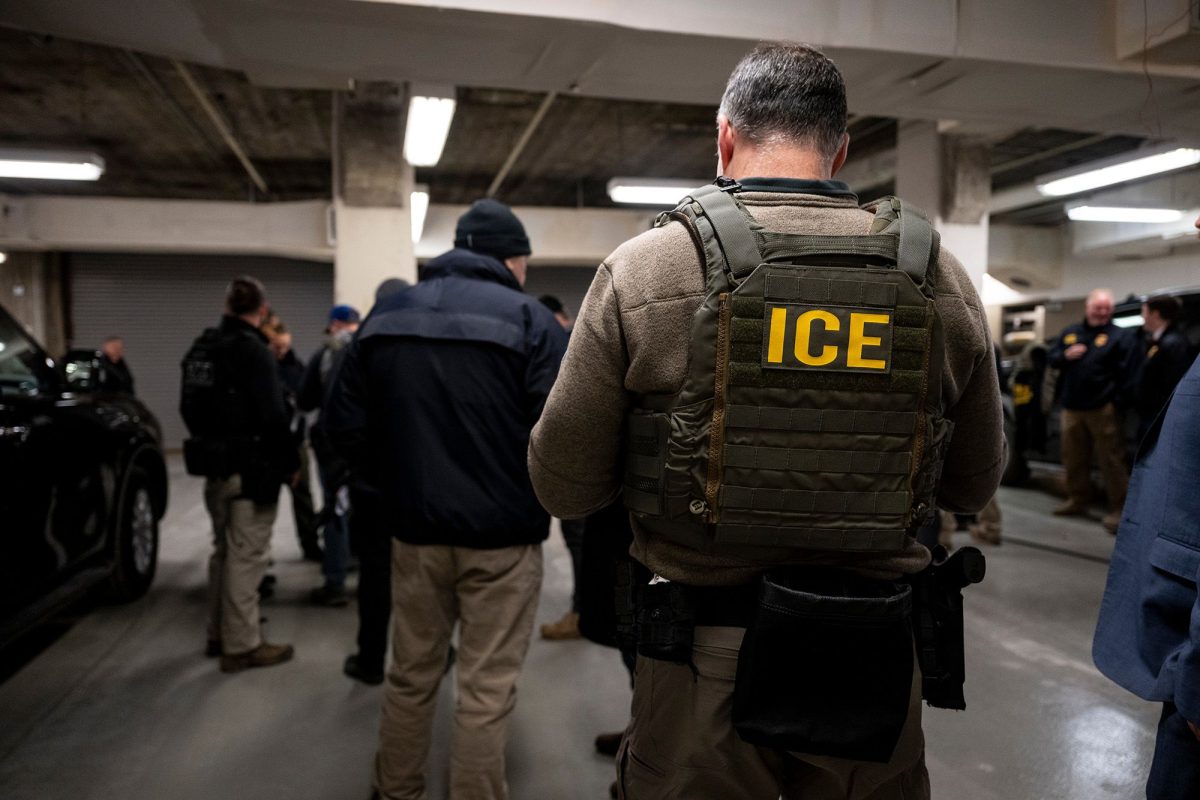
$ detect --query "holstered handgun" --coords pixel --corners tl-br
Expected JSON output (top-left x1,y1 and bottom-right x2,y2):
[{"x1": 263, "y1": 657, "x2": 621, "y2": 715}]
[
  {"x1": 614, "y1": 562, "x2": 695, "y2": 666},
  {"x1": 909, "y1": 545, "x2": 986, "y2": 710}
]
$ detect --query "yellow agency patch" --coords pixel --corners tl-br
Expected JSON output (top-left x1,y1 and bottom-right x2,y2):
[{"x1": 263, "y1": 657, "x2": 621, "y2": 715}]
[
  {"x1": 1147, "y1": 345, "x2": 1159, "y2": 359},
  {"x1": 762, "y1": 303, "x2": 893, "y2": 374},
  {"x1": 1064, "y1": 333, "x2": 1079, "y2": 345},
  {"x1": 1094, "y1": 333, "x2": 1109, "y2": 347}
]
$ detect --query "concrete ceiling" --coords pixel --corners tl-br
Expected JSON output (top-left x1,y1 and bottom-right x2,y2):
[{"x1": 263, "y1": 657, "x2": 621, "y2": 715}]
[
  {"x1": 0, "y1": 0, "x2": 1195, "y2": 221},
  {"x1": 2, "y1": 0, "x2": 1199, "y2": 140}
]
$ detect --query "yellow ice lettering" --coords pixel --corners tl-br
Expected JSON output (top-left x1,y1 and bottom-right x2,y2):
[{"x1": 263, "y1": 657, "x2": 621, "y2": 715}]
[
  {"x1": 846, "y1": 313, "x2": 889, "y2": 370},
  {"x1": 795, "y1": 310, "x2": 840, "y2": 366},
  {"x1": 767, "y1": 306, "x2": 788, "y2": 364}
]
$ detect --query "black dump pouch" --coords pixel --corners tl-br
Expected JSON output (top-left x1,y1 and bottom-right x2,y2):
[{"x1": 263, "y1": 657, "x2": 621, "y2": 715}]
[{"x1": 733, "y1": 570, "x2": 913, "y2": 763}]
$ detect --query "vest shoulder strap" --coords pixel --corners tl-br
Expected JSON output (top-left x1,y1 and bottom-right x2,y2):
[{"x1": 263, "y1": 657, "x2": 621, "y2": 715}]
[
  {"x1": 686, "y1": 184, "x2": 762, "y2": 277},
  {"x1": 867, "y1": 196, "x2": 940, "y2": 295},
  {"x1": 681, "y1": 185, "x2": 941, "y2": 295}
]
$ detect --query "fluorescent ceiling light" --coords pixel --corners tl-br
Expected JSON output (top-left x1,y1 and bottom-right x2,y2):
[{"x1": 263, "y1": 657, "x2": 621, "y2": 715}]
[
  {"x1": 607, "y1": 178, "x2": 703, "y2": 206},
  {"x1": 1113, "y1": 314, "x2": 1145, "y2": 329},
  {"x1": 1066, "y1": 206, "x2": 1184, "y2": 223},
  {"x1": 0, "y1": 149, "x2": 105, "y2": 181},
  {"x1": 410, "y1": 187, "x2": 430, "y2": 243},
  {"x1": 404, "y1": 96, "x2": 456, "y2": 167},
  {"x1": 1037, "y1": 148, "x2": 1200, "y2": 197}
]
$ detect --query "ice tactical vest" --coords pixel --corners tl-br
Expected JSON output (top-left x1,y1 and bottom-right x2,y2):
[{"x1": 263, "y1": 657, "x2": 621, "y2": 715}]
[{"x1": 622, "y1": 183, "x2": 953, "y2": 555}]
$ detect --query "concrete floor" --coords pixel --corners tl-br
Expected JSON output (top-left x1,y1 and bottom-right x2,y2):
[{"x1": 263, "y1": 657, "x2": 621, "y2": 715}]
[{"x1": 0, "y1": 458, "x2": 1159, "y2": 800}]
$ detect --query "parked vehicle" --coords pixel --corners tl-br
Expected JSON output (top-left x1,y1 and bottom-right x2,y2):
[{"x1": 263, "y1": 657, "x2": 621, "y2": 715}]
[{"x1": 0, "y1": 304, "x2": 167, "y2": 647}]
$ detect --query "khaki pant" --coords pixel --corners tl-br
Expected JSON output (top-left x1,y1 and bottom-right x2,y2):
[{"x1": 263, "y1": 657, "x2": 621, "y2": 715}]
[
  {"x1": 618, "y1": 626, "x2": 929, "y2": 800},
  {"x1": 374, "y1": 541, "x2": 543, "y2": 800},
  {"x1": 1061, "y1": 404, "x2": 1128, "y2": 511},
  {"x1": 204, "y1": 475, "x2": 278, "y2": 654}
]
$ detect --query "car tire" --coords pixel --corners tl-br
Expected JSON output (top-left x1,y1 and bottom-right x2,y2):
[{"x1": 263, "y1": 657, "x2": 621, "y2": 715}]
[{"x1": 108, "y1": 465, "x2": 158, "y2": 601}]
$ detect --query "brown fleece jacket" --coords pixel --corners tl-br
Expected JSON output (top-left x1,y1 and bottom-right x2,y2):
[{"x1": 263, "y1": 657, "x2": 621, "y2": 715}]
[{"x1": 529, "y1": 190, "x2": 1005, "y2": 585}]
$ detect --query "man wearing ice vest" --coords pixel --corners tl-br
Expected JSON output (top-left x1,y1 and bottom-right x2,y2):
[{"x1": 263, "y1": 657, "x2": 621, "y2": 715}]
[{"x1": 529, "y1": 43, "x2": 1004, "y2": 799}]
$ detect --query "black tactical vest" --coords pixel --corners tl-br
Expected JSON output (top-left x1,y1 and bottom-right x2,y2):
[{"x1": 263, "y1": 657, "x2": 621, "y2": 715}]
[
  {"x1": 180, "y1": 327, "x2": 240, "y2": 438},
  {"x1": 623, "y1": 183, "x2": 952, "y2": 555}
]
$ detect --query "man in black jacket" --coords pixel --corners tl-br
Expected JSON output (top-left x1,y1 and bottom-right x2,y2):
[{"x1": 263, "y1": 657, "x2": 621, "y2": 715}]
[
  {"x1": 181, "y1": 276, "x2": 298, "y2": 672},
  {"x1": 100, "y1": 336, "x2": 135, "y2": 394},
  {"x1": 1047, "y1": 287, "x2": 1133, "y2": 532},
  {"x1": 325, "y1": 200, "x2": 567, "y2": 799},
  {"x1": 1132, "y1": 294, "x2": 1192, "y2": 440}
]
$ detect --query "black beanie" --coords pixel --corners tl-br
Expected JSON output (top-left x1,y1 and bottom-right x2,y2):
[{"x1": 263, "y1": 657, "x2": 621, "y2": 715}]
[{"x1": 454, "y1": 199, "x2": 531, "y2": 260}]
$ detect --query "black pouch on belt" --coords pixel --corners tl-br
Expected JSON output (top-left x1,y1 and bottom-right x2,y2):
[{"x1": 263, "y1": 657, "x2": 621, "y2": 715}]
[{"x1": 732, "y1": 569, "x2": 914, "y2": 763}]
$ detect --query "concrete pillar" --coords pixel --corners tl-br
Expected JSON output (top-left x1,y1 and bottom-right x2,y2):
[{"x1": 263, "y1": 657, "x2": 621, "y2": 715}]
[
  {"x1": 894, "y1": 120, "x2": 991, "y2": 291},
  {"x1": 333, "y1": 82, "x2": 416, "y2": 313},
  {"x1": 0, "y1": 251, "x2": 66, "y2": 354}
]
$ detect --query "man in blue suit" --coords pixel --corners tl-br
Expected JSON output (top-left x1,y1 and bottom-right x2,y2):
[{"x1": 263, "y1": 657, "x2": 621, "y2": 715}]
[{"x1": 1093, "y1": 214, "x2": 1200, "y2": 800}]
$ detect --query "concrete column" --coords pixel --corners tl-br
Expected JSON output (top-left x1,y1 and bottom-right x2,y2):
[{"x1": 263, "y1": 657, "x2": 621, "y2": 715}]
[
  {"x1": 894, "y1": 120, "x2": 991, "y2": 291},
  {"x1": 0, "y1": 251, "x2": 66, "y2": 354},
  {"x1": 333, "y1": 82, "x2": 416, "y2": 313}
]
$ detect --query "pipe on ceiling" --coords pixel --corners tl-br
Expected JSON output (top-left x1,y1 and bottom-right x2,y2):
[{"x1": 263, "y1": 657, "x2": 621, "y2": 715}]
[
  {"x1": 486, "y1": 91, "x2": 557, "y2": 199},
  {"x1": 172, "y1": 60, "x2": 270, "y2": 196}
]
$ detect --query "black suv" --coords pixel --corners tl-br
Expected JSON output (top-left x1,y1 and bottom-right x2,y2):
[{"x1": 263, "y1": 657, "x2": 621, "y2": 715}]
[{"x1": 0, "y1": 303, "x2": 167, "y2": 647}]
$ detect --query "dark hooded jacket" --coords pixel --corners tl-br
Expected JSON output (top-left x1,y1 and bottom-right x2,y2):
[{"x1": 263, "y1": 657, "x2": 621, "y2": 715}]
[
  {"x1": 1131, "y1": 322, "x2": 1192, "y2": 426},
  {"x1": 324, "y1": 248, "x2": 568, "y2": 548}
]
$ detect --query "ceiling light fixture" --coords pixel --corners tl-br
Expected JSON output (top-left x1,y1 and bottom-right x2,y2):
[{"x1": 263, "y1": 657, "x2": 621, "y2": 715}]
[
  {"x1": 607, "y1": 178, "x2": 703, "y2": 206},
  {"x1": 411, "y1": 186, "x2": 430, "y2": 243},
  {"x1": 1037, "y1": 147, "x2": 1200, "y2": 197},
  {"x1": 1066, "y1": 206, "x2": 1185, "y2": 223},
  {"x1": 404, "y1": 95, "x2": 456, "y2": 167},
  {"x1": 0, "y1": 149, "x2": 105, "y2": 181}
]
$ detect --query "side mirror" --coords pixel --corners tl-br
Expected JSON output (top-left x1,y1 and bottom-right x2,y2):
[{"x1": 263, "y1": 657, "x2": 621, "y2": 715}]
[{"x1": 60, "y1": 349, "x2": 106, "y2": 393}]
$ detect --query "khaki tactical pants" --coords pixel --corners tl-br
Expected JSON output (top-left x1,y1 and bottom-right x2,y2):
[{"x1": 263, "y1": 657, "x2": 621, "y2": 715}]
[
  {"x1": 374, "y1": 541, "x2": 543, "y2": 800},
  {"x1": 618, "y1": 626, "x2": 930, "y2": 800},
  {"x1": 1061, "y1": 404, "x2": 1128, "y2": 511},
  {"x1": 204, "y1": 474, "x2": 278, "y2": 655}
]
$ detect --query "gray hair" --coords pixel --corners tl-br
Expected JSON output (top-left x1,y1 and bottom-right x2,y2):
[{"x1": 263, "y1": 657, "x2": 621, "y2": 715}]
[{"x1": 718, "y1": 43, "x2": 848, "y2": 161}]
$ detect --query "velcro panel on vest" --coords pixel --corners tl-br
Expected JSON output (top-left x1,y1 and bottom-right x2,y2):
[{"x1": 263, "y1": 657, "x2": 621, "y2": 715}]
[{"x1": 764, "y1": 275, "x2": 898, "y2": 308}]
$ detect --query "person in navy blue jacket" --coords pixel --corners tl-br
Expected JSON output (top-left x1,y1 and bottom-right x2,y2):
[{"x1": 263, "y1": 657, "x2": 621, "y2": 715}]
[
  {"x1": 1093, "y1": 216, "x2": 1200, "y2": 800},
  {"x1": 1047, "y1": 288, "x2": 1134, "y2": 532},
  {"x1": 324, "y1": 199, "x2": 567, "y2": 799}
]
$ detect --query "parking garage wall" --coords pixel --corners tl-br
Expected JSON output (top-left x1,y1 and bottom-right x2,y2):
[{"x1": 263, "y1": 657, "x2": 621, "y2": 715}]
[{"x1": 68, "y1": 253, "x2": 333, "y2": 451}]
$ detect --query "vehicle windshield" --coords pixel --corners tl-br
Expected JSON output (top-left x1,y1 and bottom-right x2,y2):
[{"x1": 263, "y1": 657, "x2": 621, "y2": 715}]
[{"x1": 0, "y1": 311, "x2": 52, "y2": 398}]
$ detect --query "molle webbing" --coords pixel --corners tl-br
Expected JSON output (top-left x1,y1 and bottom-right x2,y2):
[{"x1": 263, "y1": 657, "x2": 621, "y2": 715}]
[
  {"x1": 723, "y1": 406, "x2": 917, "y2": 436},
  {"x1": 723, "y1": 445, "x2": 912, "y2": 475}
]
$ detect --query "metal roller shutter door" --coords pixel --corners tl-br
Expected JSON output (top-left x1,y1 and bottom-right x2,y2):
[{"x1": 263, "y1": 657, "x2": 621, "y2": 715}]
[
  {"x1": 69, "y1": 253, "x2": 333, "y2": 450},
  {"x1": 521, "y1": 265, "x2": 596, "y2": 320}
]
